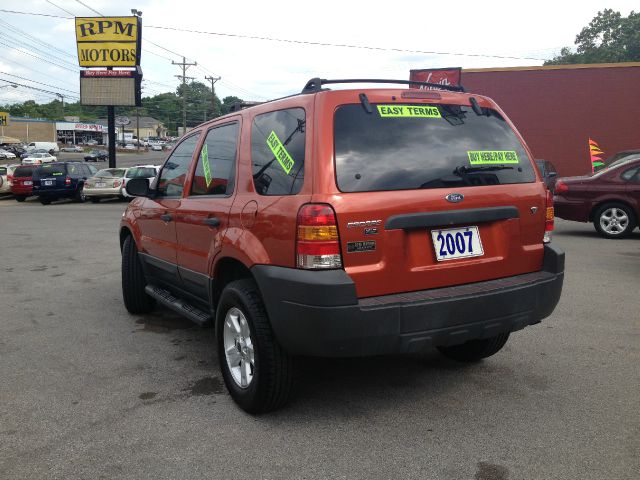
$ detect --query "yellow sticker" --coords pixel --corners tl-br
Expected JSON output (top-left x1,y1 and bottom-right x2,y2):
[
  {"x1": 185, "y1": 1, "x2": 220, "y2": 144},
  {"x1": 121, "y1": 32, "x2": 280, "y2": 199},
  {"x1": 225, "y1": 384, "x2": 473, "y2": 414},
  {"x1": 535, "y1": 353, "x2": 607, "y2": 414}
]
[
  {"x1": 266, "y1": 131, "x2": 295, "y2": 174},
  {"x1": 467, "y1": 150, "x2": 519, "y2": 165},
  {"x1": 377, "y1": 105, "x2": 441, "y2": 118}
]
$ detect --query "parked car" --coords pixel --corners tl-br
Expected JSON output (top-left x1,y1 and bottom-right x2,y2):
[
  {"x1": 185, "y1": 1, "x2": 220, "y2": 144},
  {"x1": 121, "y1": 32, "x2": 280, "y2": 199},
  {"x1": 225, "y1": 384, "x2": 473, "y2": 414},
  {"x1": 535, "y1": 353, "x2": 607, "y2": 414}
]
[
  {"x1": 32, "y1": 162, "x2": 93, "y2": 204},
  {"x1": 84, "y1": 149, "x2": 108, "y2": 162},
  {"x1": 25, "y1": 141, "x2": 59, "y2": 154},
  {"x1": 22, "y1": 152, "x2": 57, "y2": 165},
  {"x1": 150, "y1": 144, "x2": 163, "y2": 151},
  {"x1": 10, "y1": 164, "x2": 38, "y2": 201},
  {"x1": 60, "y1": 145, "x2": 84, "y2": 153},
  {"x1": 535, "y1": 159, "x2": 559, "y2": 192},
  {"x1": 0, "y1": 148, "x2": 17, "y2": 159},
  {"x1": 120, "y1": 78, "x2": 565, "y2": 413},
  {"x1": 0, "y1": 166, "x2": 10, "y2": 194},
  {"x1": 85, "y1": 139, "x2": 99, "y2": 146},
  {"x1": 554, "y1": 157, "x2": 640, "y2": 238},
  {"x1": 83, "y1": 168, "x2": 129, "y2": 203},
  {"x1": 122, "y1": 165, "x2": 160, "y2": 198},
  {"x1": 124, "y1": 144, "x2": 136, "y2": 150}
]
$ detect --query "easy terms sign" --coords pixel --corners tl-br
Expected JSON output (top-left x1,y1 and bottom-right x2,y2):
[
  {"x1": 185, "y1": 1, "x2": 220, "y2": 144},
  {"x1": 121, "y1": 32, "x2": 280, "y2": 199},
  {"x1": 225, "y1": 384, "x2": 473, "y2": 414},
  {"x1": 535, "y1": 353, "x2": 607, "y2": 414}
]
[{"x1": 75, "y1": 16, "x2": 141, "y2": 67}]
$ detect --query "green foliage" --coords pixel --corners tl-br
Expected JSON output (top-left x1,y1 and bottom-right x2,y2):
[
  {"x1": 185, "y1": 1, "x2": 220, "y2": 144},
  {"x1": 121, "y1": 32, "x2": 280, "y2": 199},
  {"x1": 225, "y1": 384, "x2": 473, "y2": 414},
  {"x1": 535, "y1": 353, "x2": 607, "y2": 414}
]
[
  {"x1": 0, "y1": 81, "x2": 243, "y2": 136},
  {"x1": 545, "y1": 9, "x2": 640, "y2": 65}
]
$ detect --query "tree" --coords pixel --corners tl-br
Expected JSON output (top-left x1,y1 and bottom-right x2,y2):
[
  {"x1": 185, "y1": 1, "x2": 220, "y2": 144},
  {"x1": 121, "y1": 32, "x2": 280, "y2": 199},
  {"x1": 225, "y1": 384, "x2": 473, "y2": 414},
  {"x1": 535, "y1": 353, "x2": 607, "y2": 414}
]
[
  {"x1": 545, "y1": 9, "x2": 640, "y2": 65},
  {"x1": 220, "y1": 96, "x2": 243, "y2": 115}
]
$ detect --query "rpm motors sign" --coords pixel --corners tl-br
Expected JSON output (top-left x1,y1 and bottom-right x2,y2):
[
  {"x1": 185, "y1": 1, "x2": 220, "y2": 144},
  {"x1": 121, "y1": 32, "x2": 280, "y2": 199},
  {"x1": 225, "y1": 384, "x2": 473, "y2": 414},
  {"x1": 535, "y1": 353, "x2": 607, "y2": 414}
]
[{"x1": 75, "y1": 16, "x2": 141, "y2": 67}]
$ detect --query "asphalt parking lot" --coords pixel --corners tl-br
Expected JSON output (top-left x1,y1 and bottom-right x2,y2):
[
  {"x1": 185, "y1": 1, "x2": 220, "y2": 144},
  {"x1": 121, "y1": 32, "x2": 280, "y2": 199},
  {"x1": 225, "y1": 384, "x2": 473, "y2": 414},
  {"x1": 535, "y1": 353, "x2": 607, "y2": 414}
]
[{"x1": 0, "y1": 199, "x2": 638, "y2": 480}]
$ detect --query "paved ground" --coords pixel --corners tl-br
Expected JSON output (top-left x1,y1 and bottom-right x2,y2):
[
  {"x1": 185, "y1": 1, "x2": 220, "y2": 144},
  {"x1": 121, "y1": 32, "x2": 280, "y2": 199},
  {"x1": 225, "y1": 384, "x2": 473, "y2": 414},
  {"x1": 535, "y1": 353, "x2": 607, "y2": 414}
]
[{"x1": 0, "y1": 200, "x2": 638, "y2": 480}]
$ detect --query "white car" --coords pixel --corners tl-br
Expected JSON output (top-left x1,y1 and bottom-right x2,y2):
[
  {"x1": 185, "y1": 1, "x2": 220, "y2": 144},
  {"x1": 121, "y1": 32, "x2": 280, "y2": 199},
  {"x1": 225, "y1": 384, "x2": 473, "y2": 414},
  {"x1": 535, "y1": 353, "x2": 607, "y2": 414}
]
[
  {"x1": 22, "y1": 153, "x2": 57, "y2": 165},
  {"x1": 0, "y1": 165, "x2": 10, "y2": 194},
  {"x1": 122, "y1": 165, "x2": 160, "y2": 197},
  {"x1": 60, "y1": 145, "x2": 83, "y2": 153},
  {"x1": 150, "y1": 144, "x2": 163, "y2": 151},
  {"x1": 0, "y1": 149, "x2": 17, "y2": 159}
]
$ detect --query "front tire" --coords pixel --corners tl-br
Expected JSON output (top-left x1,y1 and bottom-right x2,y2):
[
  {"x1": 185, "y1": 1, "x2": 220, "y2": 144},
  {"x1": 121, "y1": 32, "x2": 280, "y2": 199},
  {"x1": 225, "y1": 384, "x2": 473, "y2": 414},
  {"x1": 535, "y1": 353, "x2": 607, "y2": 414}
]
[
  {"x1": 121, "y1": 235, "x2": 155, "y2": 314},
  {"x1": 593, "y1": 203, "x2": 636, "y2": 239},
  {"x1": 437, "y1": 333, "x2": 510, "y2": 362},
  {"x1": 15, "y1": 196, "x2": 26, "y2": 202},
  {"x1": 216, "y1": 279, "x2": 294, "y2": 413}
]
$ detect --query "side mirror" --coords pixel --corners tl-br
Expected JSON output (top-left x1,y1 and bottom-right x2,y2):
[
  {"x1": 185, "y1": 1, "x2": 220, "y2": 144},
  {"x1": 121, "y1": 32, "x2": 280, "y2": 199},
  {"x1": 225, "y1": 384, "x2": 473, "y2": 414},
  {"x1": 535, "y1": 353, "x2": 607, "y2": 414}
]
[{"x1": 126, "y1": 177, "x2": 150, "y2": 197}]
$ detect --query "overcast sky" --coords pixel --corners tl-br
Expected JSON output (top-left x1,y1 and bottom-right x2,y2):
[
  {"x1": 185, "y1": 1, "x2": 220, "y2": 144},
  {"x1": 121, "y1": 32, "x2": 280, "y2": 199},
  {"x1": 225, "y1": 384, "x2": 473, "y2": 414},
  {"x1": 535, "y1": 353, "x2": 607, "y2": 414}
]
[{"x1": 0, "y1": 0, "x2": 637, "y2": 108}]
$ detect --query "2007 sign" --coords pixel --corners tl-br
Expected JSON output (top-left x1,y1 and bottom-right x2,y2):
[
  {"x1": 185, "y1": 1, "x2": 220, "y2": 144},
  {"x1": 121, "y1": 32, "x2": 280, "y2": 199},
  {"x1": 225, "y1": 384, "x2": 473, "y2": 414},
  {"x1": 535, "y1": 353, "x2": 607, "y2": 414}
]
[{"x1": 430, "y1": 226, "x2": 484, "y2": 261}]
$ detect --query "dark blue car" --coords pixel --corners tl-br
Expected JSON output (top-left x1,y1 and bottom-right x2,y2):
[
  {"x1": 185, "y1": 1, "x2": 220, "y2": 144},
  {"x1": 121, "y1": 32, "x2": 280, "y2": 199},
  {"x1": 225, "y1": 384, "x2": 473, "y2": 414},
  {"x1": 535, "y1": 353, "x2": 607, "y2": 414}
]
[{"x1": 32, "y1": 162, "x2": 94, "y2": 205}]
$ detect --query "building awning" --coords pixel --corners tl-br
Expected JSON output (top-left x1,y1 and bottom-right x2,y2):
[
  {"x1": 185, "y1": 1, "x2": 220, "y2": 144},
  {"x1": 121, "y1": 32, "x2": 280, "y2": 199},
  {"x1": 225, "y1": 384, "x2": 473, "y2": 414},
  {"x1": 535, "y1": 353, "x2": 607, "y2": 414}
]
[{"x1": 0, "y1": 135, "x2": 21, "y2": 144}]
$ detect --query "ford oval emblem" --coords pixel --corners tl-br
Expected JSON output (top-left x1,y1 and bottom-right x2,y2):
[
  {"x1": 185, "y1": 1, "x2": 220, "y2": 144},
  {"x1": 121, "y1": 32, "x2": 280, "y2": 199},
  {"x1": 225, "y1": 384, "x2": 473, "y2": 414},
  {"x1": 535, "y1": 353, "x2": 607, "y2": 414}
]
[{"x1": 446, "y1": 193, "x2": 464, "y2": 203}]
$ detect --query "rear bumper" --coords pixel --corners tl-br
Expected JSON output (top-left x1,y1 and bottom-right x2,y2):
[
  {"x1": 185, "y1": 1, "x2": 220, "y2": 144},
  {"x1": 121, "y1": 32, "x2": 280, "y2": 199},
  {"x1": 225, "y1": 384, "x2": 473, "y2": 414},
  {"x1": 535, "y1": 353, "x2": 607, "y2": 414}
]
[
  {"x1": 252, "y1": 244, "x2": 565, "y2": 357},
  {"x1": 34, "y1": 187, "x2": 75, "y2": 198},
  {"x1": 553, "y1": 196, "x2": 590, "y2": 222},
  {"x1": 11, "y1": 186, "x2": 32, "y2": 195},
  {"x1": 84, "y1": 186, "x2": 122, "y2": 197}
]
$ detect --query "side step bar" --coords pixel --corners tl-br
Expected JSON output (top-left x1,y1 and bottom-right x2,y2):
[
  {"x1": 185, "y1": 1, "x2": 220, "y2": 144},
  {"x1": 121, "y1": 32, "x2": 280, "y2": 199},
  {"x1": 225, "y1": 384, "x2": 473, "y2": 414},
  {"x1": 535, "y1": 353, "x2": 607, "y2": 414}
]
[{"x1": 144, "y1": 285, "x2": 213, "y2": 326}]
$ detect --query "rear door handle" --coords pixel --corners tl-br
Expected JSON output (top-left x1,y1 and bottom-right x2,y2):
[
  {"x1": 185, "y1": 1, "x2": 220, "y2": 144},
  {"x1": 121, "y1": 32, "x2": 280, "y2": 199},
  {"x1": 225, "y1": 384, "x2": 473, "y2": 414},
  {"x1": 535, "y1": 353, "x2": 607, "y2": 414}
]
[
  {"x1": 160, "y1": 213, "x2": 172, "y2": 222},
  {"x1": 203, "y1": 217, "x2": 220, "y2": 227}
]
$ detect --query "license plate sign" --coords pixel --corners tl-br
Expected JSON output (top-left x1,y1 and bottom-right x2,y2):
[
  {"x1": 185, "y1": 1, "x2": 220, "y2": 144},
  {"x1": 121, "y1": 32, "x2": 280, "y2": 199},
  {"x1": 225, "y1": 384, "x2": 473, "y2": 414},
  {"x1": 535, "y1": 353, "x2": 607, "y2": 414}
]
[
  {"x1": 431, "y1": 226, "x2": 484, "y2": 261},
  {"x1": 96, "y1": 182, "x2": 106, "y2": 188},
  {"x1": 24, "y1": 181, "x2": 32, "y2": 186},
  {"x1": 43, "y1": 180, "x2": 53, "y2": 186}
]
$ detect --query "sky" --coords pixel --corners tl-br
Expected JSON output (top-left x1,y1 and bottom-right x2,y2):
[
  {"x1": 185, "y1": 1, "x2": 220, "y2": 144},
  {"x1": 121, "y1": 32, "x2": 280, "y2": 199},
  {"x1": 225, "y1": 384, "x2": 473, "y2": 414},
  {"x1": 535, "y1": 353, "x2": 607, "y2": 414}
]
[{"x1": 0, "y1": 0, "x2": 637, "y2": 109}]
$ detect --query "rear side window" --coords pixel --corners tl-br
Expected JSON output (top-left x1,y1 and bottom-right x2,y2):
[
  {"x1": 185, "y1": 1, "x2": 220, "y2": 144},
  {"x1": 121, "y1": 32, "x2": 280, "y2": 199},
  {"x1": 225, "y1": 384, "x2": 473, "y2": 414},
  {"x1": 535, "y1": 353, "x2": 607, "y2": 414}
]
[
  {"x1": 621, "y1": 166, "x2": 640, "y2": 182},
  {"x1": 33, "y1": 164, "x2": 66, "y2": 178},
  {"x1": 0, "y1": 167, "x2": 6, "y2": 175},
  {"x1": 334, "y1": 103, "x2": 535, "y2": 192},
  {"x1": 192, "y1": 122, "x2": 239, "y2": 196},
  {"x1": 251, "y1": 108, "x2": 305, "y2": 195}
]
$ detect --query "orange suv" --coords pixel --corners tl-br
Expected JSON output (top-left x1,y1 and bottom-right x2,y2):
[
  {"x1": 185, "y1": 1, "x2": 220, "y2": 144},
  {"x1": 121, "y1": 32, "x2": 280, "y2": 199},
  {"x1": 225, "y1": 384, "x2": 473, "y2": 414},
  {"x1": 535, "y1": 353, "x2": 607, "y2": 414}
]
[{"x1": 121, "y1": 78, "x2": 565, "y2": 413}]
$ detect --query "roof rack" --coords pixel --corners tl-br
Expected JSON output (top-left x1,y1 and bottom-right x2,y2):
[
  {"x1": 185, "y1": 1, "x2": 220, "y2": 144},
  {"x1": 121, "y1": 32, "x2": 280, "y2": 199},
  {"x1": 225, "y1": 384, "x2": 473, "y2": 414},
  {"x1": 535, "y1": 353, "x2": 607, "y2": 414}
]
[
  {"x1": 229, "y1": 101, "x2": 264, "y2": 112},
  {"x1": 301, "y1": 78, "x2": 465, "y2": 94}
]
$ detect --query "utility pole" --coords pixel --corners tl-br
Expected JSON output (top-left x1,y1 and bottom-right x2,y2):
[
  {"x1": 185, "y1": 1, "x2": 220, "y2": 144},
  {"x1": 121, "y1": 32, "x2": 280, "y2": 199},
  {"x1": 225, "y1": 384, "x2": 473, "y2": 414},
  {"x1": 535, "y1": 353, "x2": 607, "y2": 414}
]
[
  {"x1": 205, "y1": 75, "x2": 221, "y2": 119},
  {"x1": 56, "y1": 93, "x2": 65, "y2": 117},
  {"x1": 172, "y1": 56, "x2": 196, "y2": 135}
]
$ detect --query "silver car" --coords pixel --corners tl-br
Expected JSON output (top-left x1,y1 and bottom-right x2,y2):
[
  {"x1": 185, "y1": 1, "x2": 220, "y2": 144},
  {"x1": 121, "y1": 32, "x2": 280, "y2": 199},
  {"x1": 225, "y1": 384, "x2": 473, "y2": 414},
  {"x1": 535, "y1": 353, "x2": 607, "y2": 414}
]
[{"x1": 83, "y1": 168, "x2": 129, "y2": 203}]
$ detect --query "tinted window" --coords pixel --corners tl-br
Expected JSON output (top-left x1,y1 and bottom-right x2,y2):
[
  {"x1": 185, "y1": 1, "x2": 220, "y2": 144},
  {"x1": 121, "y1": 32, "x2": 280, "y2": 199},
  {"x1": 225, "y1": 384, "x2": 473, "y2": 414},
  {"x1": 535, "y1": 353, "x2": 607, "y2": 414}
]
[
  {"x1": 192, "y1": 123, "x2": 239, "y2": 196},
  {"x1": 0, "y1": 167, "x2": 6, "y2": 175},
  {"x1": 156, "y1": 134, "x2": 200, "y2": 197},
  {"x1": 251, "y1": 108, "x2": 305, "y2": 195},
  {"x1": 33, "y1": 164, "x2": 66, "y2": 178},
  {"x1": 334, "y1": 103, "x2": 535, "y2": 192},
  {"x1": 13, "y1": 167, "x2": 34, "y2": 177}
]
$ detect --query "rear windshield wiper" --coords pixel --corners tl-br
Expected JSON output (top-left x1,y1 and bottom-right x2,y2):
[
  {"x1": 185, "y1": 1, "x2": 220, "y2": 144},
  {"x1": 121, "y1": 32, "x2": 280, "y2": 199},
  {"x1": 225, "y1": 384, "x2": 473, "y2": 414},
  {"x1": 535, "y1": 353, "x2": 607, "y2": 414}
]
[{"x1": 454, "y1": 165, "x2": 514, "y2": 175}]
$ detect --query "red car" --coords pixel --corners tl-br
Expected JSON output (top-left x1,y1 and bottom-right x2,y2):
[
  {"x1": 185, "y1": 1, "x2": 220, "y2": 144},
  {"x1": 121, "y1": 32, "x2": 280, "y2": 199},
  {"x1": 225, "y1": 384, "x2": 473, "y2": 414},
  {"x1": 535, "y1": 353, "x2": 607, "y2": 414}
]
[
  {"x1": 554, "y1": 157, "x2": 640, "y2": 238},
  {"x1": 11, "y1": 164, "x2": 38, "y2": 202}
]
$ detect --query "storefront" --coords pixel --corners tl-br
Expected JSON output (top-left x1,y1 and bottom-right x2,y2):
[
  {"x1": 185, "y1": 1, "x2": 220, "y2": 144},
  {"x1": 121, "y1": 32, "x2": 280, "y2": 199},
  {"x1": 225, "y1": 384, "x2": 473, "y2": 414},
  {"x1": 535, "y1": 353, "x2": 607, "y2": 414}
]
[{"x1": 56, "y1": 122, "x2": 106, "y2": 145}]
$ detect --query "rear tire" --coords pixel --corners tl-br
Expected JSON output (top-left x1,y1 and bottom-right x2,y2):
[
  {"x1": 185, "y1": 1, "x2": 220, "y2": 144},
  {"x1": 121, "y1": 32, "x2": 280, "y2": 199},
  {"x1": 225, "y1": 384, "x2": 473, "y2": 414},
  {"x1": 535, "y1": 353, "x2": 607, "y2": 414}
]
[
  {"x1": 437, "y1": 333, "x2": 510, "y2": 362},
  {"x1": 593, "y1": 203, "x2": 636, "y2": 239},
  {"x1": 216, "y1": 279, "x2": 294, "y2": 414},
  {"x1": 39, "y1": 198, "x2": 51, "y2": 205},
  {"x1": 90, "y1": 197, "x2": 100, "y2": 204},
  {"x1": 15, "y1": 196, "x2": 26, "y2": 202},
  {"x1": 75, "y1": 188, "x2": 86, "y2": 203},
  {"x1": 121, "y1": 235, "x2": 155, "y2": 314}
]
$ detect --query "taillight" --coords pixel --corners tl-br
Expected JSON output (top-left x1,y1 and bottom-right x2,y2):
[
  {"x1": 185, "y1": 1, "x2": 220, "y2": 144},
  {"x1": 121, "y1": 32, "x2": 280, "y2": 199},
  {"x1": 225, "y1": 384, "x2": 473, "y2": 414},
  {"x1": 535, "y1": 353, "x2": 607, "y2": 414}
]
[
  {"x1": 544, "y1": 189, "x2": 554, "y2": 243},
  {"x1": 555, "y1": 180, "x2": 568, "y2": 193},
  {"x1": 296, "y1": 204, "x2": 342, "y2": 269},
  {"x1": 65, "y1": 176, "x2": 71, "y2": 186},
  {"x1": 113, "y1": 180, "x2": 122, "y2": 187}
]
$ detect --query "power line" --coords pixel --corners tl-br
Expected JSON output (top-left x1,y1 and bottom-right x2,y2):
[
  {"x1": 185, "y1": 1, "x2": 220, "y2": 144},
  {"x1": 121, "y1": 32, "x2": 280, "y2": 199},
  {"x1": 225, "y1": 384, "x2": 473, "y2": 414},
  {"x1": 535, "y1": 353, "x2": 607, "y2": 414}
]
[
  {"x1": 0, "y1": 8, "x2": 552, "y2": 61},
  {"x1": 74, "y1": 0, "x2": 102, "y2": 16},
  {"x1": 145, "y1": 24, "x2": 547, "y2": 62},
  {"x1": 0, "y1": 34, "x2": 79, "y2": 70},
  {"x1": 0, "y1": 40, "x2": 78, "y2": 73},
  {"x1": 45, "y1": 0, "x2": 75, "y2": 17},
  {"x1": 0, "y1": 72, "x2": 79, "y2": 96}
]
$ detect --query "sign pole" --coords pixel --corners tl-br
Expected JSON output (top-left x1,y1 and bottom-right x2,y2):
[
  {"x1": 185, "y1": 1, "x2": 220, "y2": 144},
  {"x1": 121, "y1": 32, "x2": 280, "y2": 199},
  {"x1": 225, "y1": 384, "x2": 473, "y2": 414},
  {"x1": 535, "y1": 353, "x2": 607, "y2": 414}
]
[{"x1": 108, "y1": 106, "x2": 116, "y2": 168}]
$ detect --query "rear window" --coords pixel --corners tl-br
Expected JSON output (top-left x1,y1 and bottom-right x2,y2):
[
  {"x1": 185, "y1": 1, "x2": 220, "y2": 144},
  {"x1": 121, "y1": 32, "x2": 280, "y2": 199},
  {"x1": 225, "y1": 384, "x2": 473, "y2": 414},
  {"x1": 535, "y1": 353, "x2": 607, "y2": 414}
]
[
  {"x1": 33, "y1": 164, "x2": 66, "y2": 178},
  {"x1": 334, "y1": 103, "x2": 535, "y2": 192},
  {"x1": 126, "y1": 167, "x2": 157, "y2": 178},
  {"x1": 13, "y1": 166, "x2": 35, "y2": 177},
  {"x1": 96, "y1": 169, "x2": 126, "y2": 177}
]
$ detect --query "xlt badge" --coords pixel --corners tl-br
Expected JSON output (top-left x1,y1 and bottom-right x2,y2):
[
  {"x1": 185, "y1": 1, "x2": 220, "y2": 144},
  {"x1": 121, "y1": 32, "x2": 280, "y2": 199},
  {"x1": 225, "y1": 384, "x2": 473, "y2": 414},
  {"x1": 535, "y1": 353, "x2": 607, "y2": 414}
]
[
  {"x1": 347, "y1": 219, "x2": 382, "y2": 228},
  {"x1": 446, "y1": 193, "x2": 464, "y2": 203}
]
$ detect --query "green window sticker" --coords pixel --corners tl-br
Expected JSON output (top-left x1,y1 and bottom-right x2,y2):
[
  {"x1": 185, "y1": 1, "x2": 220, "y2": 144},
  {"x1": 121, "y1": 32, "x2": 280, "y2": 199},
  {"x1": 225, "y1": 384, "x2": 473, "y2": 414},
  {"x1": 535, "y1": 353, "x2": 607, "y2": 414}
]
[
  {"x1": 201, "y1": 143, "x2": 212, "y2": 188},
  {"x1": 377, "y1": 105, "x2": 441, "y2": 118},
  {"x1": 467, "y1": 150, "x2": 519, "y2": 165},
  {"x1": 266, "y1": 131, "x2": 295, "y2": 174}
]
